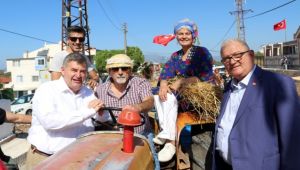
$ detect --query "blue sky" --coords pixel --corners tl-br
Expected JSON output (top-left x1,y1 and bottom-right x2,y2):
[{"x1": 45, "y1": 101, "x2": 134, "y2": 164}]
[{"x1": 0, "y1": 0, "x2": 299, "y2": 70}]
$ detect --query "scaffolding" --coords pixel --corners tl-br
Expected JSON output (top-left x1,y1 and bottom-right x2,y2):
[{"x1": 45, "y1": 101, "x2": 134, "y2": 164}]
[{"x1": 62, "y1": 0, "x2": 91, "y2": 59}]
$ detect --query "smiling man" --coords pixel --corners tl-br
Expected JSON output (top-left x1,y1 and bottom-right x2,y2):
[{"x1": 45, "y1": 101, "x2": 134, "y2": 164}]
[
  {"x1": 95, "y1": 54, "x2": 160, "y2": 169},
  {"x1": 95, "y1": 54, "x2": 154, "y2": 134},
  {"x1": 26, "y1": 53, "x2": 104, "y2": 169},
  {"x1": 212, "y1": 39, "x2": 300, "y2": 170},
  {"x1": 49, "y1": 26, "x2": 99, "y2": 89}
]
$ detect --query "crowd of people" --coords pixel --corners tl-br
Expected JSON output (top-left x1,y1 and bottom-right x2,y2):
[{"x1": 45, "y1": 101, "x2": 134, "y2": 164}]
[{"x1": 1, "y1": 20, "x2": 300, "y2": 170}]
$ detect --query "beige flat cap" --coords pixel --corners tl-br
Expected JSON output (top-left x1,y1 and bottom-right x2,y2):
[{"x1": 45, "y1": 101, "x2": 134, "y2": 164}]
[{"x1": 106, "y1": 54, "x2": 134, "y2": 69}]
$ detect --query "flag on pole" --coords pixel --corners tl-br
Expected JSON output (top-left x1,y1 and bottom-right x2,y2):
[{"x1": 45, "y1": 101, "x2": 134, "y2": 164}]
[
  {"x1": 153, "y1": 34, "x2": 176, "y2": 46},
  {"x1": 273, "y1": 19, "x2": 286, "y2": 31}
]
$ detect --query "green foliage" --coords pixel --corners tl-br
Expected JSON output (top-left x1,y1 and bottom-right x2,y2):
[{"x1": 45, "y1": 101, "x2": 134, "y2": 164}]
[
  {"x1": 0, "y1": 85, "x2": 14, "y2": 101},
  {"x1": 94, "y1": 46, "x2": 144, "y2": 73},
  {"x1": 213, "y1": 59, "x2": 223, "y2": 66},
  {"x1": 127, "y1": 46, "x2": 144, "y2": 72},
  {"x1": 254, "y1": 51, "x2": 264, "y2": 67},
  {"x1": 255, "y1": 51, "x2": 264, "y2": 57}
]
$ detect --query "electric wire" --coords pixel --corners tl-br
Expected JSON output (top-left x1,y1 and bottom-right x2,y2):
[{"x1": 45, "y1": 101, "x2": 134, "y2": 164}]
[
  {"x1": 95, "y1": 0, "x2": 122, "y2": 31},
  {"x1": 210, "y1": 20, "x2": 236, "y2": 52},
  {"x1": 245, "y1": 0, "x2": 296, "y2": 19},
  {"x1": 210, "y1": 0, "x2": 296, "y2": 54},
  {"x1": 0, "y1": 27, "x2": 56, "y2": 44}
]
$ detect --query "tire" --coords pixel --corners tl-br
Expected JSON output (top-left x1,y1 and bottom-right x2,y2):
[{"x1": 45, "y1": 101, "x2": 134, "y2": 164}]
[{"x1": 26, "y1": 109, "x2": 32, "y2": 115}]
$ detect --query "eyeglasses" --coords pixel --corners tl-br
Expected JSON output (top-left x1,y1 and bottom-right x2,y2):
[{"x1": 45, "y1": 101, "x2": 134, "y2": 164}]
[
  {"x1": 111, "y1": 67, "x2": 130, "y2": 72},
  {"x1": 221, "y1": 50, "x2": 252, "y2": 64},
  {"x1": 69, "y1": 37, "x2": 85, "y2": 43}
]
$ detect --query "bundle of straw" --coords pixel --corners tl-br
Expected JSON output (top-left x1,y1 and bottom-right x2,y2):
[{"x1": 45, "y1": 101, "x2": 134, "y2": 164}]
[{"x1": 179, "y1": 81, "x2": 223, "y2": 121}]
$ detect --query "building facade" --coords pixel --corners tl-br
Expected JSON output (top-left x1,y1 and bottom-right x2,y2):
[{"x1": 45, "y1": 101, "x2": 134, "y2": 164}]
[
  {"x1": 263, "y1": 26, "x2": 300, "y2": 70},
  {"x1": 5, "y1": 42, "x2": 96, "y2": 98}
]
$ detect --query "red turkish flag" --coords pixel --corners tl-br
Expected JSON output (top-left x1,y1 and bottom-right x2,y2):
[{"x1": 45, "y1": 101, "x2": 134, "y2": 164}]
[
  {"x1": 153, "y1": 34, "x2": 175, "y2": 46},
  {"x1": 273, "y1": 19, "x2": 286, "y2": 31}
]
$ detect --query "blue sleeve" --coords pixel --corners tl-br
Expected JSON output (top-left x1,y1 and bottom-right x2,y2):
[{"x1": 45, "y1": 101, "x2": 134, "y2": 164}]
[{"x1": 159, "y1": 53, "x2": 177, "y2": 80}]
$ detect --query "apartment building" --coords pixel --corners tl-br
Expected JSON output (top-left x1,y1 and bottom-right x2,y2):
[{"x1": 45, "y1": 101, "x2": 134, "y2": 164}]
[
  {"x1": 6, "y1": 42, "x2": 96, "y2": 98},
  {"x1": 262, "y1": 26, "x2": 300, "y2": 70}
]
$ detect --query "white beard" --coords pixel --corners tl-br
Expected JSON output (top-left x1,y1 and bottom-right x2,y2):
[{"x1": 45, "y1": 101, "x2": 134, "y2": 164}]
[{"x1": 115, "y1": 77, "x2": 127, "y2": 84}]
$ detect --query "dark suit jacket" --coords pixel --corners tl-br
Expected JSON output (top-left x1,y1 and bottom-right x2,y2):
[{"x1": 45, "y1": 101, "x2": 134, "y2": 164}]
[{"x1": 212, "y1": 66, "x2": 300, "y2": 170}]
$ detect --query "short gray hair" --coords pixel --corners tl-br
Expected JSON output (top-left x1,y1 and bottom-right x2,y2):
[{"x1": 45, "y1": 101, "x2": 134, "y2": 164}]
[
  {"x1": 220, "y1": 39, "x2": 250, "y2": 54},
  {"x1": 62, "y1": 52, "x2": 87, "y2": 69}
]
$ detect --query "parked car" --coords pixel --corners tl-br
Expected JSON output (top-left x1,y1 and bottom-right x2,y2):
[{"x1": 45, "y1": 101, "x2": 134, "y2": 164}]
[
  {"x1": 11, "y1": 94, "x2": 34, "y2": 115},
  {"x1": 213, "y1": 65, "x2": 225, "y2": 75}
]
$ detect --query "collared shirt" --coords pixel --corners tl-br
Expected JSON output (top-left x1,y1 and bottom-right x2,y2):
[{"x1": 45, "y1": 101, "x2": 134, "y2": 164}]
[
  {"x1": 49, "y1": 50, "x2": 94, "y2": 72},
  {"x1": 95, "y1": 76, "x2": 152, "y2": 134},
  {"x1": 216, "y1": 65, "x2": 256, "y2": 164},
  {"x1": 27, "y1": 78, "x2": 97, "y2": 154}
]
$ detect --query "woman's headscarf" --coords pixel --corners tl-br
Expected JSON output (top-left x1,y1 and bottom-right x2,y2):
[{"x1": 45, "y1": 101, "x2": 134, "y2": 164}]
[
  {"x1": 174, "y1": 18, "x2": 198, "y2": 39},
  {"x1": 153, "y1": 18, "x2": 200, "y2": 46}
]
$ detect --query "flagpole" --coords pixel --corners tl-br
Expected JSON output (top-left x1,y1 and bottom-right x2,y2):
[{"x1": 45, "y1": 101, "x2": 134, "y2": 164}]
[
  {"x1": 284, "y1": 19, "x2": 287, "y2": 42},
  {"x1": 285, "y1": 29, "x2": 286, "y2": 42}
]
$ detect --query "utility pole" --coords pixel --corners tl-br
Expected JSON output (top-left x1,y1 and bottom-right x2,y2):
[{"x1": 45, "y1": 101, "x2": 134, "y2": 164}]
[
  {"x1": 230, "y1": 0, "x2": 252, "y2": 41},
  {"x1": 62, "y1": 0, "x2": 91, "y2": 60},
  {"x1": 122, "y1": 23, "x2": 128, "y2": 54}
]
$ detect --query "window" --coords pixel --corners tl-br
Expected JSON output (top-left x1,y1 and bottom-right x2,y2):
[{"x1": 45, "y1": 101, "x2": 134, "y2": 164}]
[
  {"x1": 266, "y1": 49, "x2": 271, "y2": 57},
  {"x1": 35, "y1": 57, "x2": 46, "y2": 70},
  {"x1": 16, "y1": 75, "x2": 23, "y2": 83},
  {"x1": 273, "y1": 48, "x2": 280, "y2": 56},
  {"x1": 13, "y1": 60, "x2": 20, "y2": 67},
  {"x1": 32, "y1": 76, "x2": 39, "y2": 82},
  {"x1": 37, "y1": 59, "x2": 45, "y2": 65}
]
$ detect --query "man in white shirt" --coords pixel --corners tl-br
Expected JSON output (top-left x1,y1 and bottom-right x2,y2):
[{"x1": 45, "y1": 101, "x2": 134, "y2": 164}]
[
  {"x1": 49, "y1": 26, "x2": 99, "y2": 89},
  {"x1": 26, "y1": 53, "x2": 104, "y2": 169}
]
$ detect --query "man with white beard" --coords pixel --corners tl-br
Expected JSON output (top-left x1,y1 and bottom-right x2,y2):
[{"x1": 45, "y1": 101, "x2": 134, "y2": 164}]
[
  {"x1": 95, "y1": 54, "x2": 160, "y2": 169},
  {"x1": 95, "y1": 54, "x2": 154, "y2": 134}
]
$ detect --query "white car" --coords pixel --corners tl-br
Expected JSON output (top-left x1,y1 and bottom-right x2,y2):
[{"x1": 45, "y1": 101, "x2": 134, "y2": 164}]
[
  {"x1": 213, "y1": 65, "x2": 225, "y2": 75},
  {"x1": 11, "y1": 94, "x2": 34, "y2": 115}
]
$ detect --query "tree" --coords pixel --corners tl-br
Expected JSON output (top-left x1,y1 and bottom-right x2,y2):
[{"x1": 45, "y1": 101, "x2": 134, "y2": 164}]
[
  {"x1": 255, "y1": 51, "x2": 264, "y2": 67},
  {"x1": 0, "y1": 84, "x2": 14, "y2": 101},
  {"x1": 213, "y1": 59, "x2": 223, "y2": 66},
  {"x1": 94, "y1": 46, "x2": 144, "y2": 74},
  {"x1": 127, "y1": 46, "x2": 144, "y2": 72}
]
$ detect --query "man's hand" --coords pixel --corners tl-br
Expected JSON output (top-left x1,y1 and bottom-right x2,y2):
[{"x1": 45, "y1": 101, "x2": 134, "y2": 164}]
[
  {"x1": 88, "y1": 99, "x2": 104, "y2": 112},
  {"x1": 122, "y1": 104, "x2": 141, "y2": 113},
  {"x1": 86, "y1": 79, "x2": 98, "y2": 90}
]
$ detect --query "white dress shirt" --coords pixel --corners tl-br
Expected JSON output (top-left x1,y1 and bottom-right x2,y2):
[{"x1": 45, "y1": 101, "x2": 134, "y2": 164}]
[
  {"x1": 216, "y1": 65, "x2": 256, "y2": 164},
  {"x1": 27, "y1": 78, "x2": 98, "y2": 154}
]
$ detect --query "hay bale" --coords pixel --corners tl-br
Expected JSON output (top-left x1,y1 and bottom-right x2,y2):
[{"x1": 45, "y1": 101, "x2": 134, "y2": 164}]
[{"x1": 179, "y1": 82, "x2": 223, "y2": 121}]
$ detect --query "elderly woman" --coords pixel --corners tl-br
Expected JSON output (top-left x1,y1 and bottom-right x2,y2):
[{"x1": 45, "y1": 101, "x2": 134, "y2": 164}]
[{"x1": 153, "y1": 18, "x2": 213, "y2": 162}]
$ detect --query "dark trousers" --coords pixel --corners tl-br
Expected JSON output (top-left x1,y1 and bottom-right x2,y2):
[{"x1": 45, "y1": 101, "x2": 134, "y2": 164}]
[{"x1": 215, "y1": 152, "x2": 233, "y2": 170}]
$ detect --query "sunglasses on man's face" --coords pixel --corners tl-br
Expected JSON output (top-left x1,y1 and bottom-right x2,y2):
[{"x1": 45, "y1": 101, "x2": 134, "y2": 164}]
[
  {"x1": 69, "y1": 37, "x2": 85, "y2": 43},
  {"x1": 110, "y1": 67, "x2": 130, "y2": 72}
]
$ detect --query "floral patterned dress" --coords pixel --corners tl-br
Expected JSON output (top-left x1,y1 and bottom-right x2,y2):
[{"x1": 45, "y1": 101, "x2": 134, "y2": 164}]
[{"x1": 159, "y1": 45, "x2": 213, "y2": 81}]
